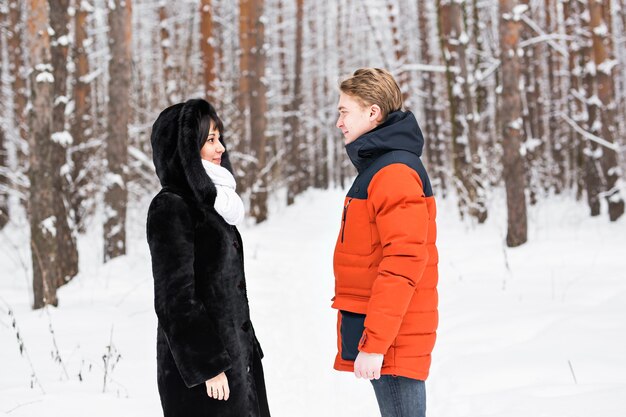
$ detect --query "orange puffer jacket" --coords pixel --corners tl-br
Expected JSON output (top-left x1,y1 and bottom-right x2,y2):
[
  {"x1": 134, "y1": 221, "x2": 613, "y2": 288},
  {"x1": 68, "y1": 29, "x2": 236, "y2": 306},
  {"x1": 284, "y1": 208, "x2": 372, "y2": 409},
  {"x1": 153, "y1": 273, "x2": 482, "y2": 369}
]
[{"x1": 332, "y1": 111, "x2": 438, "y2": 381}]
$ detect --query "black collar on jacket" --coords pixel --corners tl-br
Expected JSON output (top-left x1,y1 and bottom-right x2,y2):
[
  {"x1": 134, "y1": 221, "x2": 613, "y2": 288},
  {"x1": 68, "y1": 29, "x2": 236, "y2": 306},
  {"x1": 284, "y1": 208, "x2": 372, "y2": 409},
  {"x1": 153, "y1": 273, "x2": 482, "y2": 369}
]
[{"x1": 345, "y1": 110, "x2": 425, "y2": 174}]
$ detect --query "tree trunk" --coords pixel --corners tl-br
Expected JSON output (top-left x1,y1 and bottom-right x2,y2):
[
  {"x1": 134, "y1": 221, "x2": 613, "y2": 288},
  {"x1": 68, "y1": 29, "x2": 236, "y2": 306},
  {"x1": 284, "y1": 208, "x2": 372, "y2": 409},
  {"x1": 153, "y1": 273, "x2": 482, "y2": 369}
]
[
  {"x1": 437, "y1": 0, "x2": 487, "y2": 222},
  {"x1": 104, "y1": 0, "x2": 131, "y2": 262},
  {"x1": 588, "y1": 0, "x2": 624, "y2": 221},
  {"x1": 336, "y1": 0, "x2": 347, "y2": 189},
  {"x1": 320, "y1": 2, "x2": 330, "y2": 190},
  {"x1": 27, "y1": 0, "x2": 58, "y2": 308},
  {"x1": 499, "y1": 0, "x2": 528, "y2": 247},
  {"x1": 48, "y1": 0, "x2": 78, "y2": 288},
  {"x1": 418, "y1": 0, "x2": 446, "y2": 196},
  {"x1": 545, "y1": 0, "x2": 566, "y2": 194},
  {"x1": 0, "y1": 8, "x2": 8, "y2": 228},
  {"x1": 519, "y1": 1, "x2": 543, "y2": 205},
  {"x1": 0, "y1": 123, "x2": 7, "y2": 228},
  {"x1": 563, "y1": 0, "x2": 586, "y2": 199},
  {"x1": 238, "y1": 0, "x2": 252, "y2": 193},
  {"x1": 7, "y1": 0, "x2": 29, "y2": 204},
  {"x1": 240, "y1": 0, "x2": 268, "y2": 222},
  {"x1": 285, "y1": 0, "x2": 304, "y2": 205},
  {"x1": 387, "y1": 0, "x2": 410, "y2": 107},
  {"x1": 70, "y1": 0, "x2": 94, "y2": 234},
  {"x1": 160, "y1": 3, "x2": 175, "y2": 104},
  {"x1": 200, "y1": 0, "x2": 215, "y2": 102},
  {"x1": 581, "y1": 2, "x2": 602, "y2": 216}
]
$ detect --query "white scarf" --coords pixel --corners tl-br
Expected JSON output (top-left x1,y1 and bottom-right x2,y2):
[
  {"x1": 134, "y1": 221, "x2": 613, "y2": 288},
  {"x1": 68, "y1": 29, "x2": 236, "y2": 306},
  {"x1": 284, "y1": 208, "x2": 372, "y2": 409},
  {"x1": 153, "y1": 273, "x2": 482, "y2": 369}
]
[{"x1": 201, "y1": 159, "x2": 245, "y2": 226}]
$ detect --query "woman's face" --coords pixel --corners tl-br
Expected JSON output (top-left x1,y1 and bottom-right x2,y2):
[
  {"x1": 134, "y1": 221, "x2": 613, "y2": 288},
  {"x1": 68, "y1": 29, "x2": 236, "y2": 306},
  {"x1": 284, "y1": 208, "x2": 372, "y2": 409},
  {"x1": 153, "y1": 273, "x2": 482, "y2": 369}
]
[{"x1": 200, "y1": 121, "x2": 225, "y2": 165}]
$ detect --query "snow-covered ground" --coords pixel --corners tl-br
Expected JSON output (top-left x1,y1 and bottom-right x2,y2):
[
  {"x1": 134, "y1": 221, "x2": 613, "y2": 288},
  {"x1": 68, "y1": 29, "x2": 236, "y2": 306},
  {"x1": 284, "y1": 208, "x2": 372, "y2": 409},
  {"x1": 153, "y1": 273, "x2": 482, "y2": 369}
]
[{"x1": 1, "y1": 187, "x2": 625, "y2": 417}]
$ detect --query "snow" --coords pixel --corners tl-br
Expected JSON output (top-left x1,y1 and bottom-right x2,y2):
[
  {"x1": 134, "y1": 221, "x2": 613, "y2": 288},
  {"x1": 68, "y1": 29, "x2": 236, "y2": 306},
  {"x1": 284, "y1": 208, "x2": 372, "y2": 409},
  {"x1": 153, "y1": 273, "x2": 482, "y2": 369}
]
[
  {"x1": 51, "y1": 131, "x2": 73, "y2": 147},
  {"x1": 524, "y1": 137, "x2": 542, "y2": 153},
  {"x1": 508, "y1": 117, "x2": 523, "y2": 130},
  {"x1": 1, "y1": 188, "x2": 626, "y2": 417},
  {"x1": 593, "y1": 23, "x2": 608, "y2": 37},
  {"x1": 35, "y1": 72, "x2": 54, "y2": 84},
  {"x1": 452, "y1": 83, "x2": 463, "y2": 97},
  {"x1": 584, "y1": 61, "x2": 596, "y2": 77},
  {"x1": 458, "y1": 32, "x2": 469, "y2": 46},
  {"x1": 104, "y1": 173, "x2": 124, "y2": 189},
  {"x1": 80, "y1": 0, "x2": 95, "y2": 13},
  {"x1": 597, "y1": 59, "x2": 618, "y2": 75},
  {"x1": 54, "y1": 96, "x2": 69, "y2": 106},
  {"x1": 79, "y1": 69, "x2": 102, "y2": 84},
  {"x1": 33, "y1": 63, "x2": 54, "y2": 83},
  {"x1": 512, "y1": 5, "x2": 529, "y2": 18},
  {"x1": 56, "y1": 36, "x2": 70, "y2": 47},
  {"x1": 40, "y1": 216, "x2": 56, "y2": 237}
]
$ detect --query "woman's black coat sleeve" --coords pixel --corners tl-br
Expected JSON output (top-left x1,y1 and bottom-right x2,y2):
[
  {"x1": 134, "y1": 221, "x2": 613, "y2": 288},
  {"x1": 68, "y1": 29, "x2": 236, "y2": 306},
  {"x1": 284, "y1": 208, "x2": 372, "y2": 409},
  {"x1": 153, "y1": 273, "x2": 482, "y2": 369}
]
[{"x1": 147, "y1": 192, "x2": 231, "y2": 388}]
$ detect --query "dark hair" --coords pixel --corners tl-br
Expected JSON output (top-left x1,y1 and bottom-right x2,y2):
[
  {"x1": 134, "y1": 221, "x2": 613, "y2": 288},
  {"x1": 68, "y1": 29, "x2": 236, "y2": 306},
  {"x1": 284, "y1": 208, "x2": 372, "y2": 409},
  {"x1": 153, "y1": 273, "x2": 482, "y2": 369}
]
[{"x1": 196, "y1": 100, "x2": 224, "y2": 151}]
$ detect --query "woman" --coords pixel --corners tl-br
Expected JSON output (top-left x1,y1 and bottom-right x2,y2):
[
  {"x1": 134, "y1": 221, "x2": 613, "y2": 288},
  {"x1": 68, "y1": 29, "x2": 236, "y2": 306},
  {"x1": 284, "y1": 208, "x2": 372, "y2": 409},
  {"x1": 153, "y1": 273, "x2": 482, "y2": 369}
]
[{"x1": 147, "y1": 98, "x2": 270, "y2": 417}]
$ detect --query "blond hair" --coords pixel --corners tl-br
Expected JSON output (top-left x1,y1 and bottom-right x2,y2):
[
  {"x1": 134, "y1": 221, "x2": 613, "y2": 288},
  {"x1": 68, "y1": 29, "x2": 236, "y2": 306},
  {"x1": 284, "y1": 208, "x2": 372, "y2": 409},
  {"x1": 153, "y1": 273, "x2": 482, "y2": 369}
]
[{"x1": 339, "y1": 68, "x2": 403, "y2": 121}]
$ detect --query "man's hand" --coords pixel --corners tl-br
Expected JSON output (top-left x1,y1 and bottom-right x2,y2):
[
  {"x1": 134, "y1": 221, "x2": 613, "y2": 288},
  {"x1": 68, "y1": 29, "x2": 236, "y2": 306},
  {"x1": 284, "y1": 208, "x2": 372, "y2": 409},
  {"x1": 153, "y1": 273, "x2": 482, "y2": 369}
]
[
  {"x1": 205, "y1": 372, "x2": 230, "y2": 401},
  {"x1": 354, "y1": 351, "x2": 384, "y2": 380}
]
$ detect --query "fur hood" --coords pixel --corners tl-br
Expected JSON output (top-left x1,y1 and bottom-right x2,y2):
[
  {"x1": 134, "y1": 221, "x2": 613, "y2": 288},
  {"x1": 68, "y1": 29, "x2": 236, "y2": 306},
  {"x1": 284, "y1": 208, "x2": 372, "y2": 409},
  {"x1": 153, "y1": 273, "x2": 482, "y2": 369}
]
[{"x1": 150, "y1": 98, "x2": 234, "y2": 208}]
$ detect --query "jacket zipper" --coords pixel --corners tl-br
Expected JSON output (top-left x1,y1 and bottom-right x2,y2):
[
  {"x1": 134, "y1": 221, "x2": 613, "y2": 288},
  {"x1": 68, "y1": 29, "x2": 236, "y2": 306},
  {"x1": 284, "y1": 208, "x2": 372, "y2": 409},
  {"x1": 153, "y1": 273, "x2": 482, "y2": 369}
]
[{"x1": 340, "y1": 198, "x2": 353, "y2": 243}]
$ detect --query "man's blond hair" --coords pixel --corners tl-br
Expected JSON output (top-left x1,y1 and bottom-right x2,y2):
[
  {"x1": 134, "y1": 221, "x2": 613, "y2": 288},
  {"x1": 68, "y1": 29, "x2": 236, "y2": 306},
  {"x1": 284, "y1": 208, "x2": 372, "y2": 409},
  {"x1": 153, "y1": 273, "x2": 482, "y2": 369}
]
[{"x1": 339, "y1": 68, "x2": 403, "y2": 121}]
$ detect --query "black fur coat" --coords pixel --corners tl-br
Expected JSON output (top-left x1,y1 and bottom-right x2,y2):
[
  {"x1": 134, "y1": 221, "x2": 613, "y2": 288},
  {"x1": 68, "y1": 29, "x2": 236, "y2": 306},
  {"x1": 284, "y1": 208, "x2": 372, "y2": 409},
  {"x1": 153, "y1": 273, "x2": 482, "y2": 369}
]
[{"x1": 146, "y1": 99, "x2": 270, "y2": 417}]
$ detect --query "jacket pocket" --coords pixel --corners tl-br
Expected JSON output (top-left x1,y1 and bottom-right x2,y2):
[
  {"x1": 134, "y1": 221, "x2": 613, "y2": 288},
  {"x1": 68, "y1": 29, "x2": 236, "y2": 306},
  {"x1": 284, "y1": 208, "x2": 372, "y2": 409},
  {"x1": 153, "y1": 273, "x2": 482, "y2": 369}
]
[
  {"x1": 340, "y1": 310, "x2": 366, "y2": 361},
  {"x1": 340, "y1": 198, "x2": 353, "y2": 243},
  {"x1": 338, "y1": 198, "x2": 372, "y2": 254}
]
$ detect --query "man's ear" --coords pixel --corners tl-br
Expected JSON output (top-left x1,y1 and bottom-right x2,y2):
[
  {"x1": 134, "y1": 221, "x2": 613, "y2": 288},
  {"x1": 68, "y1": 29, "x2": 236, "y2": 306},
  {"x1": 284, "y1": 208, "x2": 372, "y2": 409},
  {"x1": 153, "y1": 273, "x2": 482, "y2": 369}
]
[{"x1": 369, "y1": 104, "x2": 382, "y2": 123}]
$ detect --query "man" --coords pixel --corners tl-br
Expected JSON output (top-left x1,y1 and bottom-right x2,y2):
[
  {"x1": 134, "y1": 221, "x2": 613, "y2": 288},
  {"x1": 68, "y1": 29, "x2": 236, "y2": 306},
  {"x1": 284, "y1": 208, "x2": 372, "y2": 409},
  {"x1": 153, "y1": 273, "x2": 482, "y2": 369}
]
[{"x1": 332, "y1": 68, "x2": 438, "y2": 417}]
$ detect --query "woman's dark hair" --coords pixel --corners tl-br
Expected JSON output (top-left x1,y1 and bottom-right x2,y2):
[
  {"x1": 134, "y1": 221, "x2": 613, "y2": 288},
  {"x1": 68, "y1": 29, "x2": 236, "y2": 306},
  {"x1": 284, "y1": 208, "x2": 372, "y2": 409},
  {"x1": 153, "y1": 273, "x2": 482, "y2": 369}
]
[{"x1": 196, "y1": 100, "x2": 224, "y2": 150}]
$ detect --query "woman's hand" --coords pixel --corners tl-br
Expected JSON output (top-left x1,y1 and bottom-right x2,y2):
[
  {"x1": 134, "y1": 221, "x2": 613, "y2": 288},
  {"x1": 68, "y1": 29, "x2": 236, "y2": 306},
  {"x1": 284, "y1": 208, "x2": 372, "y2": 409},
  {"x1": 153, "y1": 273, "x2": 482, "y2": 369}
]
[
  {"x1": 354, "y1": 351, "x2": 384, "y2": 380},
  {"x1": 205, "y1": 372, "x2": 230, "y2": 401}
]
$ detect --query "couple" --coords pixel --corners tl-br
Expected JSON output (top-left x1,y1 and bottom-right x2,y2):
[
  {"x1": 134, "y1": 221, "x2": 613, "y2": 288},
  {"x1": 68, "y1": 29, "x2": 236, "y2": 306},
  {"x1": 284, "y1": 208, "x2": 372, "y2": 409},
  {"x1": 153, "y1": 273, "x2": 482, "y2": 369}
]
[{"x1": 146, "y1": 68, "x2": 439, "y2": 417}]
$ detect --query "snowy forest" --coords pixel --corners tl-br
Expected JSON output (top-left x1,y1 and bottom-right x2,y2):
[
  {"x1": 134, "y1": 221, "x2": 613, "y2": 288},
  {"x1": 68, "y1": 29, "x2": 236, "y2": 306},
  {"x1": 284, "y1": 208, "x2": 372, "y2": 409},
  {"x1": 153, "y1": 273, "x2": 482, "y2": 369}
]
[
  {"x1": 1, "y1": 1, "x2": 625, "y2": 416},
  {"x1": 1, "y1": 0, "x2": 625, "y2": 308}
]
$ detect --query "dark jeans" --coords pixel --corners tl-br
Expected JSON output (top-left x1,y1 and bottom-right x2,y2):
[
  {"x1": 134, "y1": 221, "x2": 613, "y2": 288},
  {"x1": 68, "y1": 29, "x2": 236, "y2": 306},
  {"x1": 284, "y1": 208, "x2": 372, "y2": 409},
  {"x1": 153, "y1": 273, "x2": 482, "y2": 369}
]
[{"x1": 370, "y1": 375, "x2": 426, "y2": 417}]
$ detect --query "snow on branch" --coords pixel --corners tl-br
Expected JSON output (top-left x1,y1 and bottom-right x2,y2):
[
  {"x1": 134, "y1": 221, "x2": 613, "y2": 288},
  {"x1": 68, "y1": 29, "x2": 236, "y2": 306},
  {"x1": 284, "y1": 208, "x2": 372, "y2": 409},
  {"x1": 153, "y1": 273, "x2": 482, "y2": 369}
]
[
  {"x1": 519, "y1": 14, "x2": 568, "y2": 57},
  {"x1": 400, "y1": 63, "x2": 452, "y2": 74},
  {"x1": 559, "y1": 112, "x2": 623, "y2": 153},
  {"x1": 128, "y1": 146, "x2": 155, "y2": 172},
  {"x1": 519, "y1": 34, "x2": 575, "y2": 49}
]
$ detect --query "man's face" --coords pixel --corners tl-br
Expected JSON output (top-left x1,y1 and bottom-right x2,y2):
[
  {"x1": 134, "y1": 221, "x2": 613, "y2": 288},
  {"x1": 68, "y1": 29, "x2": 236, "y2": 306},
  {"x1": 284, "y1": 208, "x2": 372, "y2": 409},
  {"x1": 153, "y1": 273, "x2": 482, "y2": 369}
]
[{"x1": 336, "y1": 92, "x2": 380, "y2": 145}]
